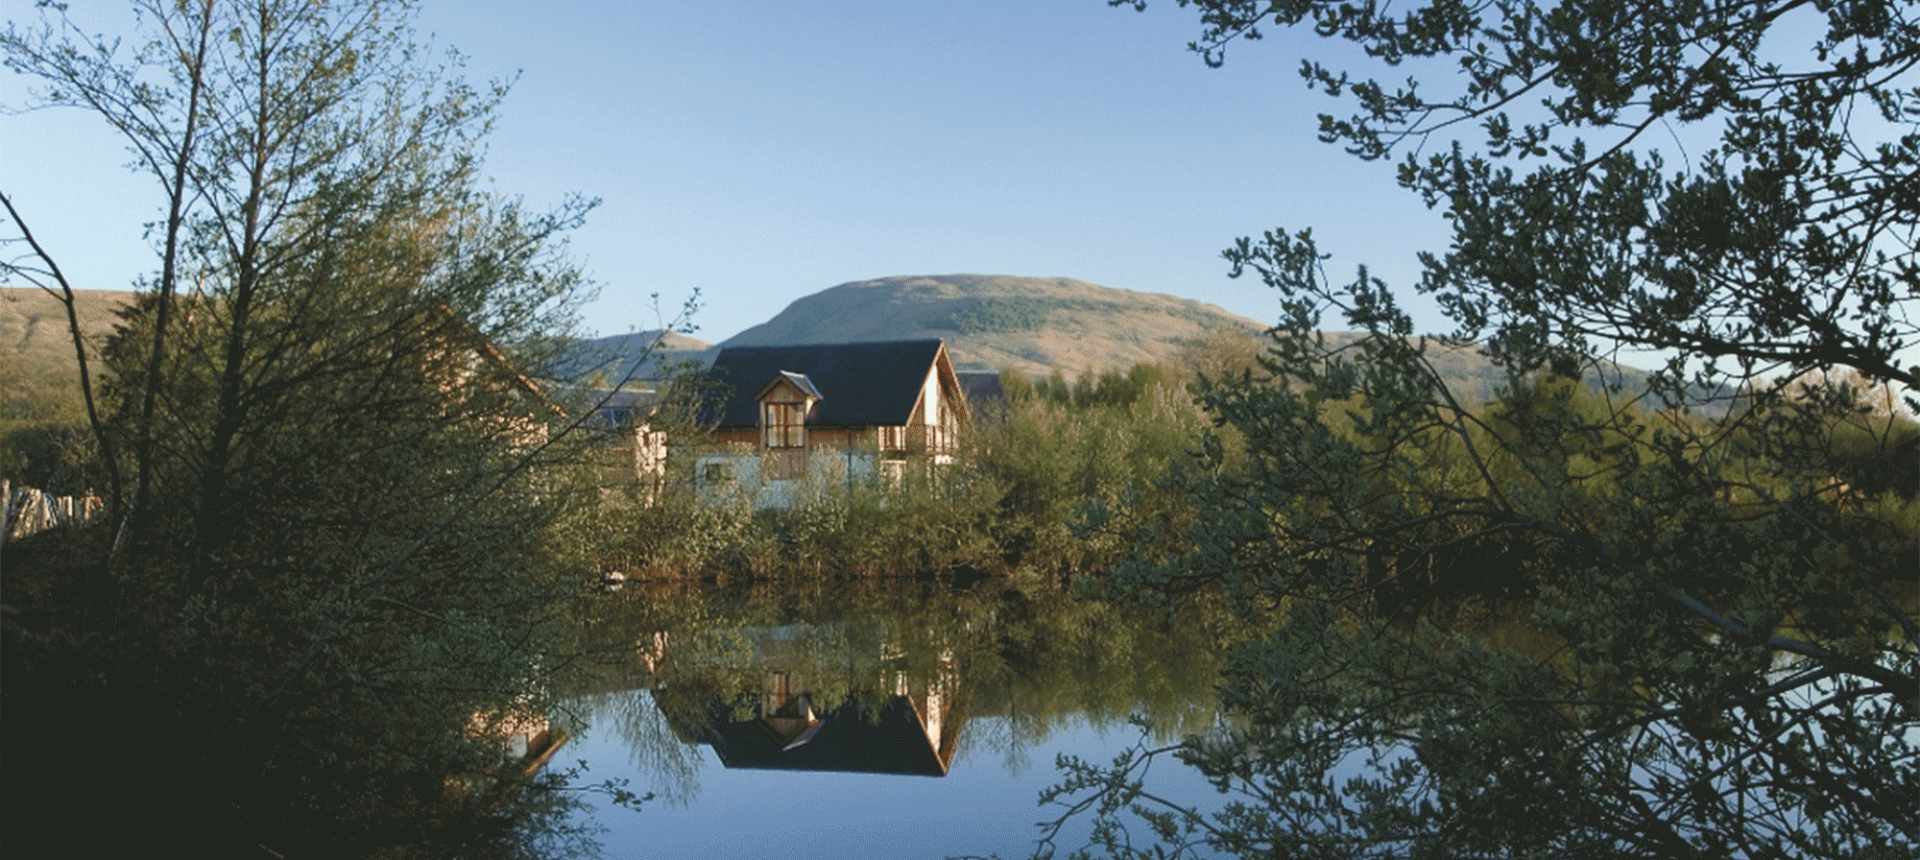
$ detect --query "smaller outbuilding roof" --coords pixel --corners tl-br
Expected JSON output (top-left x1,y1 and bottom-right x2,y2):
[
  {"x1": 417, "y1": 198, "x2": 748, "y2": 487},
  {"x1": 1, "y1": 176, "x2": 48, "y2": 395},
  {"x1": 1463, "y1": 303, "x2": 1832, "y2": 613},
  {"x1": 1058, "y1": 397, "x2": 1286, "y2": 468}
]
[
  {"x1": 956, "y1": 371, "x2": 1005, "y2": 408},
  {"x1": 575, "y1": 387, "x2": 660, "y2": 427}
]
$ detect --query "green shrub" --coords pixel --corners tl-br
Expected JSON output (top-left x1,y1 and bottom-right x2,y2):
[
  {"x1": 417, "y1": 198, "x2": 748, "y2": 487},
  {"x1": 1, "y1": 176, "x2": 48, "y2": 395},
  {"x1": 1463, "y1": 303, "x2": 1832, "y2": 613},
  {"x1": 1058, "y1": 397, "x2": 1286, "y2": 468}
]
[{"x1": 948, "y1": 297, "x2": 1055, "y2": 334}]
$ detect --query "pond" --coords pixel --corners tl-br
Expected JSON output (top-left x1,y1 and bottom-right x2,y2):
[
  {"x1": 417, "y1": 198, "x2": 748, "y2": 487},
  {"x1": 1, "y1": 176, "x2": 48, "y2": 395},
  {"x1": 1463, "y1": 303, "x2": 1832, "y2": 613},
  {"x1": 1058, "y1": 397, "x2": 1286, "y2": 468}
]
[{"x1": 562, "y1": 576, "x2": 1244, "y2": 859}]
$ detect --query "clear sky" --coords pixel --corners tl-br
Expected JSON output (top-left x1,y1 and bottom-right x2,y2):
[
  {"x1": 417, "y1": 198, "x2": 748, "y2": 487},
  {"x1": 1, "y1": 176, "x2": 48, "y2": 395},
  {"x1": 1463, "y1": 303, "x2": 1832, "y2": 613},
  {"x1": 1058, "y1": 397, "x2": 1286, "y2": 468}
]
[{"x1": 3, "y1": 0, "x2": 1456, "y2": 345}]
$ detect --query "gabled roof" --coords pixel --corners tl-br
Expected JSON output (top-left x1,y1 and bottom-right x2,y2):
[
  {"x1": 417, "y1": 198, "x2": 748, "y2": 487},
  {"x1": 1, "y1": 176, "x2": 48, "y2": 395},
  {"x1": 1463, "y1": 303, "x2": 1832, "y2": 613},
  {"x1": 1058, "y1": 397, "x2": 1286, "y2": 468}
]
[
  {"x1": 760, "y1": 370, "x2": 824, "y2": 401},
  {"x1": 707, "y1": 340, "x2": 949, "y2": 428}
]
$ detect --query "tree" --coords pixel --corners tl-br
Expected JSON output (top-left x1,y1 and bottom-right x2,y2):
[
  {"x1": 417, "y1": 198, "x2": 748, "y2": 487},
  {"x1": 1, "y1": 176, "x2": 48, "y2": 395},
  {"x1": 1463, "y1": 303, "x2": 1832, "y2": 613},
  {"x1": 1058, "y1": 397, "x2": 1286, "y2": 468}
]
[
  {"x1": 1119, "y1": 0, "x2": 1918, "y2": 398},
  {"x1": 1055, "y1": 2, "x2": 1920, "y2": 858},
  {"x1": 2, "y1": 1, "x2": 610, "y2": 855}
]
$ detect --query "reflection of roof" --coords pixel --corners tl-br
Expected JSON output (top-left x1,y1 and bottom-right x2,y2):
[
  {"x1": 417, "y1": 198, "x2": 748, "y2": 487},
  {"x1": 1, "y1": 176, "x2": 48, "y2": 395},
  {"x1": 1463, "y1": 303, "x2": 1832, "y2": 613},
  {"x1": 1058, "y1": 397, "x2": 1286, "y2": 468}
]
[
  {"x1": 696, "y1": 697, "x2": 952, "y2": 777},
  {"x1": 707, "y1": 340, "x2": 947, "y2": 428}
]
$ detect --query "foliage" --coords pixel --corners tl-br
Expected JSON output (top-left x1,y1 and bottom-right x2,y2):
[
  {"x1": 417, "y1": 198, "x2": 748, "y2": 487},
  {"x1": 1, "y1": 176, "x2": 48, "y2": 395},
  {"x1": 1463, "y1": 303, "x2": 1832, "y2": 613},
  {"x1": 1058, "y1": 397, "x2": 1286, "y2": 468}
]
[
  {"x1": 1043, "y1": 1, "x2": 1920, "y2": 858},
  {"x1": 0, "y1": 414, "x2": 94, "y2": 493},
  {"x1": 977, "y1": 369, "x2": 1219, "y2": 573},
  {"x1": 613, "y1": 443, "x2": 1008, "y2": 579},
  {"x1": 1, "y1": 288, "x2": 143, "y2": 487},
  {"x1": 1, "y1": 1, "x2": 617, "y2": 855},
  {"x1": 950, "y1": 296, "x2": 1057, "y2": 334},
  {"x1": 1010, "y1": 363, "x2": 1182, "y2": 409},
  {"x1": 1122, "y1": 0, "x2": 1918, "y2": 399},
  {"x1": 1063, "y1": 357, "x2": 1919, "y2": 859},
  {"x1": 1170, "y1": 325, "x2": 1270, "y2": 383},
  {"x1": 1, "y1": 318, "x2": 93, "y2": 487}
]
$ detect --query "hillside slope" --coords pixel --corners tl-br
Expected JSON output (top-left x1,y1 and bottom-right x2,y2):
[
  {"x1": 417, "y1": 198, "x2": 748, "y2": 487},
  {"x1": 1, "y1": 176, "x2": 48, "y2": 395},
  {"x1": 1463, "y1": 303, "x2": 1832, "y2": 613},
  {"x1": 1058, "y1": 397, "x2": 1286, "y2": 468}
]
[
  {"x1": 719, "y1": 274, "x2": 1266, "y2": 376},
  {"x1": 709, "y1": 275, "x2": 1709, "y2": 409},
  {"x1": 2, "y1": 288, "x2": 134, "y2": 387}
]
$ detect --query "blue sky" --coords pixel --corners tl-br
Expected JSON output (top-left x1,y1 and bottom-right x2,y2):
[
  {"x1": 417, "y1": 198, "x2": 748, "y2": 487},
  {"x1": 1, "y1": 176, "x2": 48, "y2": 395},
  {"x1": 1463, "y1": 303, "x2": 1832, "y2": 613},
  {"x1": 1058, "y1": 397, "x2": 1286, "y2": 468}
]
[{"x1": 4, "y1": 0, "x2": 1452, "y2": 344}]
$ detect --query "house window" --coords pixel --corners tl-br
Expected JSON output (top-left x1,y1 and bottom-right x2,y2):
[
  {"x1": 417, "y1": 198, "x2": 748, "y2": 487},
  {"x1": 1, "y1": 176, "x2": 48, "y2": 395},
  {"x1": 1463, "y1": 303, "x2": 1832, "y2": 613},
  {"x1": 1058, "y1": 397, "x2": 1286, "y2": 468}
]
[
  {"x1": 763, "y1": 402, "x2": 805, "y2": 449},
  {"x1": 877, "y1": 425, "x2": 907, "y2": 454},
  {"x1": 924, "y1": 402, "x2": 955, "y2": 454}
]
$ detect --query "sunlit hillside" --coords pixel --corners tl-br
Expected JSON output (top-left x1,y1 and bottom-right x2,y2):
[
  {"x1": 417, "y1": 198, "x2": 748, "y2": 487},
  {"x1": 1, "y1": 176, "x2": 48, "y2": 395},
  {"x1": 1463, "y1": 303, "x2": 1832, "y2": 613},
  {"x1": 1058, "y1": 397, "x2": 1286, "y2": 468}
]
[
  {"x1": 718, "y1": 274, "x2": 1266, "y2": 377},
  {"x1": 2, "y1": 287, "x2": 133, "y2": 418}
]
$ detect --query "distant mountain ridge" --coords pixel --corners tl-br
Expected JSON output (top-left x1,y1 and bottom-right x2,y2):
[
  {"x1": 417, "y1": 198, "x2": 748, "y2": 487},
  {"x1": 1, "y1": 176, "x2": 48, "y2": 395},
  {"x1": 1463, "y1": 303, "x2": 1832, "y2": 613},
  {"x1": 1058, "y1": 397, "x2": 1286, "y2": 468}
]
[
  {"x1": 551, "y1": 328, "x2": 712, "y2": 384},
  {"x1": 3, "y1": 289, "x2": 716, "y2": 393},
  {"x1": 566, "y1": 274, "x2": 1716, "y2": 414},
  {"x1": 10, "y1": 283, "x2": 1701, "y2": 416},
  {"x1": 717, "y1": 274, "x2": 1266, "y2": 377}
]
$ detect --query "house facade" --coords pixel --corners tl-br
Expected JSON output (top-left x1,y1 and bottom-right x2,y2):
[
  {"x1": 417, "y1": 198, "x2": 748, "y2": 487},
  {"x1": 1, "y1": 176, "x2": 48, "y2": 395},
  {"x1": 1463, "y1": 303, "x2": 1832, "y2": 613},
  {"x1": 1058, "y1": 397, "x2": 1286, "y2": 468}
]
[
  {"x1": 698, "y1": 339, "x2": 969, "y2": 508},
  {"x1": 580, "y1": 388, "x2": 669, "y2": 500}
]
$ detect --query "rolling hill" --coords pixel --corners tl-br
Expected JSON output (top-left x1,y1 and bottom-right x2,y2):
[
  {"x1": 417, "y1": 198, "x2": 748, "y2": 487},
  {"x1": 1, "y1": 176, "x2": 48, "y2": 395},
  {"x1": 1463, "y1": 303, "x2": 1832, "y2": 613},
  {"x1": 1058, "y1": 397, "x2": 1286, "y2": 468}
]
[
  {"x1": 2, "y1": 287, "x2": 134, "y2": 387},
  {"x1": 699, "y1": 275, "x2": 1715, "y2": 409},
  {"x1": 2, "y1": 288, "x2": 136, "y2": 427},
  {"x1": 6, "y1": 281, "x2": 1700, "y2": 416},
  {"x1": 716, "y1": 274, "x2": 1267, "y2": 377}
]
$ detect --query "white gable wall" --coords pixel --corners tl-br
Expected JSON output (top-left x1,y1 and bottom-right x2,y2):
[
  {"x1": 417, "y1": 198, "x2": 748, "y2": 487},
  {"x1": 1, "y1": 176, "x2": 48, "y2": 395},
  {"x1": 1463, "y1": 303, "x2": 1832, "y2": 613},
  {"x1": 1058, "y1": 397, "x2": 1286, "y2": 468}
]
[{"x1": 920, "y1": 364, "x2": 940, "y2": 424}]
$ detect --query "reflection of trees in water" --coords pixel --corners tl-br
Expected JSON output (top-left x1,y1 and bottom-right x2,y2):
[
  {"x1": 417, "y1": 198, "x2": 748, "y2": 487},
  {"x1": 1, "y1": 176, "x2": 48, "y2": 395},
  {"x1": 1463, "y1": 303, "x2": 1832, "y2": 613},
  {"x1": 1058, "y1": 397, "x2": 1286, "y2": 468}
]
[
  {"x1": 956, "y1": 714, "x2": 1039, "y2": 777},
  {"x1": 959, "y1": 577, "x2": 1238, "y2": 742},
  {"x1": 568, "y1": 574, "x2": 1248, "y2": 797},
  {"x1": 583, "y1": 690, "x2": 707, "y2": 807},
  {"x1": 573, "y1": 619, "x2": 758, "y2": 806}
]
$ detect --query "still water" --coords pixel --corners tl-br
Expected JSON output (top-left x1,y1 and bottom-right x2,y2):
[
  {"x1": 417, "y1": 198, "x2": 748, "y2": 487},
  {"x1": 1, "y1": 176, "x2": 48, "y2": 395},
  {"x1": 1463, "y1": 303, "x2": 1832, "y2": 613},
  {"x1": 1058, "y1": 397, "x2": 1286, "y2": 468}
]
[{"x1": 563, "y1": 576, "x2": 1240, "y2": 859}]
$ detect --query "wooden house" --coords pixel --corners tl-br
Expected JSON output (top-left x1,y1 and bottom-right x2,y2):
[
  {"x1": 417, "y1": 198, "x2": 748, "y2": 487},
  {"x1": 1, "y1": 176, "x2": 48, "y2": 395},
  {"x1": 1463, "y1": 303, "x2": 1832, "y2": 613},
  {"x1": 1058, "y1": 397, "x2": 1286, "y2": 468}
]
[
  {"x1": 699, "y1": 339, "x2": 970, "y2": 507},
  {"x1": 579, "y1": 387, "x2": 669, "y2": 496}
]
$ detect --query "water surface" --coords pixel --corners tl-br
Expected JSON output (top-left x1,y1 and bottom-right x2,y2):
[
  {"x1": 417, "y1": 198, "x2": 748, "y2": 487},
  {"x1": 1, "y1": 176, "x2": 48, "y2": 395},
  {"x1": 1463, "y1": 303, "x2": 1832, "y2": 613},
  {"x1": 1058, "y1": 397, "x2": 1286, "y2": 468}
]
[{"x1": 566, "y1": 577, "x2": 1238, "y2": 858}]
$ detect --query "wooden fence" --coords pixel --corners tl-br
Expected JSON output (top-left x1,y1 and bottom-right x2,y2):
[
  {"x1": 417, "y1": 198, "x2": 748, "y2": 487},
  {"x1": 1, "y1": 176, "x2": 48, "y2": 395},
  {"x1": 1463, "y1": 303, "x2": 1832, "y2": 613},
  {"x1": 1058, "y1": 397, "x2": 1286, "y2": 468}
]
[{"x1": 1, "y1": 480, "x2": 103, "y2": 551}]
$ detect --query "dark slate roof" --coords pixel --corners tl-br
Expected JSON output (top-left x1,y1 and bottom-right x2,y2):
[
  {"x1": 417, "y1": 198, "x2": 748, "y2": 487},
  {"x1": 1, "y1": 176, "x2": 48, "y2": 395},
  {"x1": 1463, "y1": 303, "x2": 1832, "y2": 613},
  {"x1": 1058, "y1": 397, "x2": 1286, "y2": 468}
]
[
  {"x1": 706, "y1": 340, "x2": 946, "y2": 429},
  {"x1": 696, "y1": 697, "x2": 950, "y2": 777},
  {"x1": 572, "y1": 388, "x2": 660, "y2": 427},
  {"x1": 956, "y1": 371, "x2": 1005, "y2": 407}
]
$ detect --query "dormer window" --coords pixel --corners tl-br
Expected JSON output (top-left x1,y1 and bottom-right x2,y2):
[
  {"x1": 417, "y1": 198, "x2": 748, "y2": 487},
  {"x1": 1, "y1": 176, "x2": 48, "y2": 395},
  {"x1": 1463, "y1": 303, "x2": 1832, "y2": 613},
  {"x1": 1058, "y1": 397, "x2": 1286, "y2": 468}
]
[
  {"x1": 763, "y1": 402, "x2": 806, "y2": 449},
  {"x1": 756, "y1": 371, "x2": 821, "y2": 471}
]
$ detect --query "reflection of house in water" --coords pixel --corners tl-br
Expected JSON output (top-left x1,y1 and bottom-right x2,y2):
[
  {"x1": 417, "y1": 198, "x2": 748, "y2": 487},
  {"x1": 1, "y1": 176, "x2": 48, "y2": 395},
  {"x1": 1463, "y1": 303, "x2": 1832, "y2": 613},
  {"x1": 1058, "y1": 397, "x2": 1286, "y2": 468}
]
[
  {"x1": 649, "y1": 625, "x2": 965, "y2": 777},
  {"x1": 450, "y1": 709, "x2": 572, "y2": 803}
]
